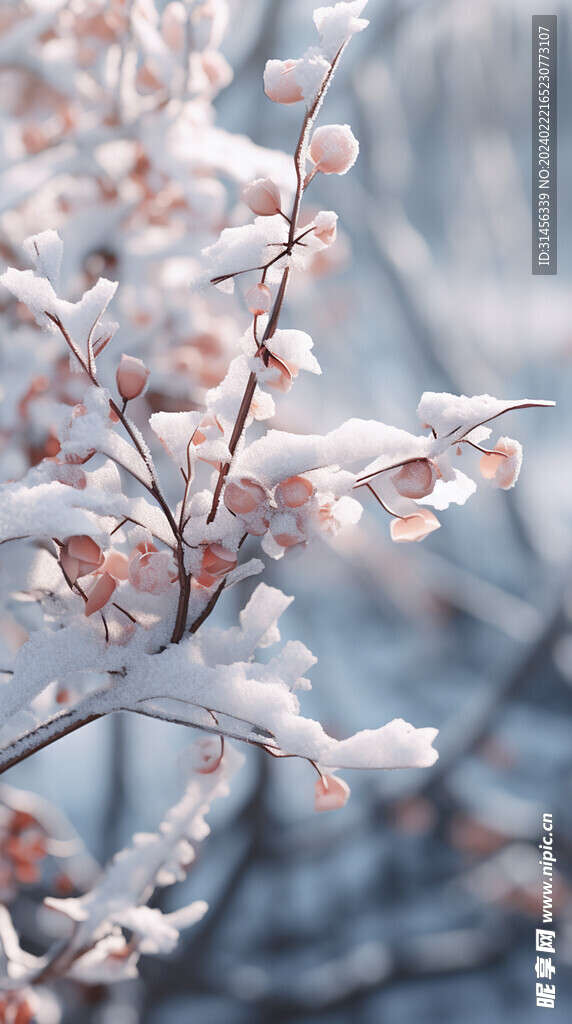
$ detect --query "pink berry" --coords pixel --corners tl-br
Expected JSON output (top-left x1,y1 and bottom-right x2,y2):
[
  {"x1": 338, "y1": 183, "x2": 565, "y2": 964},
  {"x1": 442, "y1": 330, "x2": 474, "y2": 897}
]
[
  {"x1": 224, "y1": 478, "x2": 266, "y2": 514},
  {"x1": 241, "y1": 178, "x2": 282, "y2": 216},
  {"x1": 116, "y1": 354, "x2": 150, "y2": 401},
  {"x1": 128, "y1": 550, "x2": 175, "y2": 594},
  {"x1": 392, "y1": 459, "x2": 436, "y2": 499},
  {"x1": 309, "y1": 124, "x2": 359, "y2": 175},
  {"x1": 275, "y1": 476, "x2": 313, "y2": 509},
  {"x1": 245, "y1": 283, "x2": 272, "y2": 316},
  {"x1": 263, "y1": 59, "x2": 303, "y2": 104},
  {"x1": 390, "y1": 509, "x2": 441, "y2": 543},
  {"x1": 314, "y1": 774, "x2": 351, "y2": 812}
]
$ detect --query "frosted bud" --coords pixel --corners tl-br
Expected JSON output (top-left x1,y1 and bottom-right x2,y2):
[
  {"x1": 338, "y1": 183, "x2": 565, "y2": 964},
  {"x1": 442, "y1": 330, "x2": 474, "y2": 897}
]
[
  {"x1": 224, "y1": 478, "x2": 266, "y2": 514},
  {"x1": 263, "y1": 59, "x2": 304, "y2": 104},
  {"x1": 392, "y1": 459, "x2": 437, "y2": 499},
  {"x1": 241, "y1": 178, "x2": 282, "y2": 216},
  {"x1": 479, "y1": 437, "x2": 523, "y2": 489},
  {"x1": 244, "y1": 509, "x2": 271, "y2": 537},
  {"x1": 116, "y1": 354, "x2": 150, "y2": 401},
  {"x1": 309, "y1": 124, "x2": 359, "y2": 175},
  {"x1": 314, "y1": 774, "x2": 351, "y2": 812},
  {"x1": 85, "y1": 572, "x2": 117, "y2": 616},
  {"x1": 313, "y1": 211, "x2": 337, "y2": 246},
  {"x1": 61, "y1": 535, "x2": 104, "y2": 583},
  {"x1": 245, "y1": 283, "x2": 272, "y2": 316},
  {"x1": 390, "y1": 509, "x2": 441, "y2": 543},
  {"x1": 275, "y1": 476, "x2": 313, "y2": 509},
  {"x1": 128, "y1": 550, "x2": 175, "y2": 594}
]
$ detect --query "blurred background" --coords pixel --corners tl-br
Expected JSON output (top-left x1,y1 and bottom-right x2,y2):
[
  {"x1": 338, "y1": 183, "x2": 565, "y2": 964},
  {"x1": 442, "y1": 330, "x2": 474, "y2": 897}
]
[{"x1": 1, "y1": 0, "x2": 572, "y2": 1021}]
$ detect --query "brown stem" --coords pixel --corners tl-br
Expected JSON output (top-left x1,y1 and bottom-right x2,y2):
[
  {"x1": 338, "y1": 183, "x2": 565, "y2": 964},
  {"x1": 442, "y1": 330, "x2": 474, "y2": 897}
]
[
  {"x1": 0, "y1": 708, "x2": 105, "y2": 776},
  {"x1": 189, "y1": 579, "x2": 226, "y2": 634},
  {"x1": 46, "y1": 312, "x2": 191, "y2": 643}
]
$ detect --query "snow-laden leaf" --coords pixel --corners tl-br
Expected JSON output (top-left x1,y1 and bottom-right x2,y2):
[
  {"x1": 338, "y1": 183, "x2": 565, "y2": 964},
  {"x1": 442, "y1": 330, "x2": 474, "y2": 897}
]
[
  {"x1": 22, "y1": 229, "x2": 63, "y2": 290},
  {"x1": 199, "y1": 583, "x2": 294, "y2": 666},
  {"x1": 417, "y1": 393, "x2": 555, "y2": 442},
  {"x1": 0, "y1": 254, "x2": 117, "y2": 373},
  {"x1": 193, "y1": 212, "x2": 335, "y2": 293},
  {"x1": 0, "y1": 621, "x2": 144, "y2": 723},
  {"x1": 149, "y1": 410, "x2": 203, "y2": 469},
  {"x1": 420, "y1": 467, "x2": 477, "y2": 509},
  {"x1": 313, "y1": 1, "x2": 370, "y2": 62},
  {"x1": 111, "y1": 583, "x2": 439, "y2": 770},
  {"x1": 244, "y1": 328, "x2": 321, "y2": 376},
  {"x1": 194, "y1": 216, "x2": 287, "y2": 293},
  {"x1": 234, "y1": 419, "x2": 431, "y2": 489},
  {"x1": 206, "y1": 355, "x2": 275, "y2": 432},
  {"x1": 0, "y1": 479, "x2": 128, "y2": 547}
]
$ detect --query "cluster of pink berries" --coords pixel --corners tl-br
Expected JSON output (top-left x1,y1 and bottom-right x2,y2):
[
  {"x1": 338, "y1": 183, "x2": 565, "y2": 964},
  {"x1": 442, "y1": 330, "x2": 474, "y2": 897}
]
[
  {"x1": 224, "y1": 473, "x2": 336, "y2": 549},
  {"x1": 385, "y1": 440, "x2": 522, "y2": 543},
  {"x1": 58, "y1": 535, "x2": 177, "y2": 617}
]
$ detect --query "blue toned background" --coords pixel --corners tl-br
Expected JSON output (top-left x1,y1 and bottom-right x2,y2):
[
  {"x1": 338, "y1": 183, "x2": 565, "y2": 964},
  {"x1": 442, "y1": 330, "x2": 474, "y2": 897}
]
[{"x1": 3, "y1": 1, "x2": 572, "y2": 1022}]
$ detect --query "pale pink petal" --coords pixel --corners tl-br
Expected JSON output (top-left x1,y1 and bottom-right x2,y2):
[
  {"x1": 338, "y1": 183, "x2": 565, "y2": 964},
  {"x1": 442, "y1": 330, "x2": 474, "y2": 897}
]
[
  {"x1": 265, "y1": 354, "x2": 295, "y2": 393},
  {"x1": 390, "y1": 509, "x2": 441, "y2": 543},
  {"x1": 59, "y1": 549, "x2": 79, "y2": 584},
  {"x1": 479, "y1": 437, "x2": 523, "y2": 489},
  {"x1": 100, "y1": 550, "x2": 129, "y2": 581},
  {"x1": 201, "y1": 544, "x2": 237, "y2": 577},
  {"x1": 67, "y1": 535, "x2": 103, "y2": 566},
  {"x1": 85, "y1": 573, "x2": 117, "y2": 616},
  {"x1": 314, "y1": 774, "x2": 351, "y2": 812}
]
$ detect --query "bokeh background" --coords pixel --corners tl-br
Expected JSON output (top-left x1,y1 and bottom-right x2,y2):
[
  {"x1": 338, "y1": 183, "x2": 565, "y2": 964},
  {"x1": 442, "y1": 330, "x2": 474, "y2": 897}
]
[{"x1": 1, "y1": 0, "x2": 572, "y2": 1021}]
